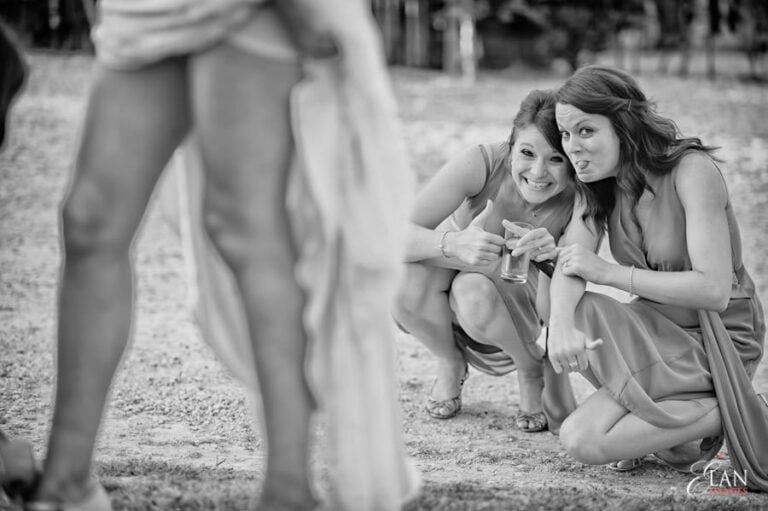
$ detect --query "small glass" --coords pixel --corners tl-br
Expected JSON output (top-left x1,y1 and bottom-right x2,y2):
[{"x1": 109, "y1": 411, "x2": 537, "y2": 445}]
[{"x1": 500, "y1": 221, "x2": 533, "y2": 283}]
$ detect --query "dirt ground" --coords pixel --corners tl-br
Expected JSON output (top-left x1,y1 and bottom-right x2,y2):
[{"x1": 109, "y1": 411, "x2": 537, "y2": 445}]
[{"x1": 2, "y1": 53, "x2": 768, "y2": 510}]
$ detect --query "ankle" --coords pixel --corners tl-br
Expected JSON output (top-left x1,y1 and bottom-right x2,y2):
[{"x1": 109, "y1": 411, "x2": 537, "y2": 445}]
[
  {"x1": 259, "y1": 476, "x2": 316, "y2": 511},
  {"x1": 33, "y1": 471, "x2": 93, "y2": 504}
]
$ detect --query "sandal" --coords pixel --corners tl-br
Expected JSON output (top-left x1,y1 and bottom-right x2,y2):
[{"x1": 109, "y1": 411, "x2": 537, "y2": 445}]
[
  {"x1": 425, "y1": 364, "x2": 469, "y2": 420},
  {"x1": 651, "y1": 435, "x2": 724, "y2": 474},
  {"x1": 607, "y1": 458, "x2": 644, "y2": 472},
  {"x1": 24, "y1": 483, "x2": 111, "y2": 511},
  {"x1": 515, "y1": 410, "x2": 547, "y2": 433}
]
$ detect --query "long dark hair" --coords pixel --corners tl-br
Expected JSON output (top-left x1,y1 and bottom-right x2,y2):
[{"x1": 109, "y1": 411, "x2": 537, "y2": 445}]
[
  {"x1": 507, "y1": 89, "x2": 568, "y2": 160},
  {"x1": 556, "y1": 65, "x2": 717, "y2": 230}
]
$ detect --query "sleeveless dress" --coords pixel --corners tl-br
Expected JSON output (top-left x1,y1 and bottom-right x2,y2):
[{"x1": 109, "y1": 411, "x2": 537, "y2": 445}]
[
  {"x1": 448, "y1": 142, "x2": 574, "y2": 376},
  {"x1": 573, "y1": 166, "x2": 768, "y2": 490}
]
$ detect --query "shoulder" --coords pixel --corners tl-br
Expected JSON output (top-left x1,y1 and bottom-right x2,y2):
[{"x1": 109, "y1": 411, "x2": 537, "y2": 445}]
[
  {"x1": 436, "y1": 144, "x2": 492, "y2": 197},
  {"x1": 673, "y1": 151, "x2": 728, "y2": 209}
]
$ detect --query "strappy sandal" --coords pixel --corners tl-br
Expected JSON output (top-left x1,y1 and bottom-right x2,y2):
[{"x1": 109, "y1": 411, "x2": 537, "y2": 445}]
[
  {"x1": 24, "y1": 483, "x2": 111, "y2": 511},
  {"x1": 425, "y1": 364, "x2": 469, "y2": 420},
  {"x1": 607, "y1": 458, "x2": 644, "y2": 472},
  {"x1": 515, "y1": 410, "x2": 547, "y2": 433}
]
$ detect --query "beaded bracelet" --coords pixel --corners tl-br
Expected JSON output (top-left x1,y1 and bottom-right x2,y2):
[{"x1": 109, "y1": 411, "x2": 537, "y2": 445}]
[
  {"x1": 628, "y1": 265, "x2": 636, "y2": 296},
  {"x1": 439, "y1": 231, "x2": 451, "y2": 258}
]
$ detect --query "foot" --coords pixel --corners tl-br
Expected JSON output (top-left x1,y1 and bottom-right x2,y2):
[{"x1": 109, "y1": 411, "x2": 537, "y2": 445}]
[
  {"x1": 515, "y1": 369, "x2": 545, "y2": 431},
  {"x1": 24, "y1": 482, "x2": 111, "y2": 511},
  {"x1": 515, "y1": 410, "x2": 547, "y2": 433},
  {"x1": 256, "y1": 487, "x2": 318, "y2": 511},
  {"x1": 606, "y1": 458, "x2": 644, "y2": 472},
  {"x1": 425, "y1": 360, "x2": 469, "y2": 420},
  {"x1": 652, "y1": 436, "x2": 723, "y2": 474}
]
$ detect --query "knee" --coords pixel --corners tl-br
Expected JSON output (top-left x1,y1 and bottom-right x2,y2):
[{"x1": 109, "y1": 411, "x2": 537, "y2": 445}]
[
  {"x1": 202, "y1": 205, "x2": 283, "y2": 276},
  {"x1": 559, "y1": 415, "x2": 609, "y2": 465},
  {"x1": 61, "y1": 184, "x2": 130, "y2": 257},
  {"x1": 394, "y1": 266, "x2": 436, "y2": 324},
  {"x1": 450, "y1": 272, "x2": 501, "y2": 327}
]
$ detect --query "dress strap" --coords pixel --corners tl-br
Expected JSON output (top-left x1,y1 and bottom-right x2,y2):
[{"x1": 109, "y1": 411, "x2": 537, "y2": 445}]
[{"x1": 478, "y1": 144, "x2": 492, "y2": 184}]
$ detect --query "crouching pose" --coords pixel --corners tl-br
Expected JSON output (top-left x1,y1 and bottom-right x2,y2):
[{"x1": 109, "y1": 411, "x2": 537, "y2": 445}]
[
  {"x1": 394, "y1": 89, "x2": 577, "y2": 433},
  {"x1": 548, "y1": 66, "x2": 767, "y2": 487}
]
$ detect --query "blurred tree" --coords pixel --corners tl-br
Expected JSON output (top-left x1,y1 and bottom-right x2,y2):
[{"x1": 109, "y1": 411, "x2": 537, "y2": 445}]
[
  {"x1": 0, "y1": 0, "x2": 94, "y2": 50},
  {"x1": 525, "y1": 0, "x2": 625, "y2": 71},
  {"x1": 726, "y1": 0, "x2": 768, "y2": 80}
]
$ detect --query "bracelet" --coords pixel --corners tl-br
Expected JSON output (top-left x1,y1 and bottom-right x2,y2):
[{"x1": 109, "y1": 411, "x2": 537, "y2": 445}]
[
  {"x1": 439, "y1": 231, "x2": 451, "y2": 258},
  {"x1": 628, "y1": 265, "x2": 635, "y2": 296}
]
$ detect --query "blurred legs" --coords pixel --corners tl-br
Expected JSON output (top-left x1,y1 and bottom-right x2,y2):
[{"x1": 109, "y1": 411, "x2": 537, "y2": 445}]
[
  {"x1": 37, "y1": 58, "x2": 190, "y2": 503},
  {"x1": 190, "y1": 44, "x2": 315, "y2": 509}
]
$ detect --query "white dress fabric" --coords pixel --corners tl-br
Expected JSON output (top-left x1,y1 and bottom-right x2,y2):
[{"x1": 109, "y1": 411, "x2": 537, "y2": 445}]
[{"x1": 152, "y1": 1, "x2": 420, "y2": 509}]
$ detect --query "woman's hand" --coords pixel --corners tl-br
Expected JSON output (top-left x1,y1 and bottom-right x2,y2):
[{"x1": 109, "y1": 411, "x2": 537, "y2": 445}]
[
  {"x1": 557, "y1": 243, "x2": 611, "y2": 285},
  {"x1": 445, "y1": 200, "x2": 505, "y2": 266},
  {"x1": 546, "y1": 321, "x2": 603, "y2": 374},
  {"x1": 507, "y1": 223, "x2": 558, "y2": 262}
]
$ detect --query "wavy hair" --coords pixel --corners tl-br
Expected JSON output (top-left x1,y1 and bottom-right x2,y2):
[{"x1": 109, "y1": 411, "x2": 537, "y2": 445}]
[{"x1": 556, "y1": 65, "x2": 717, "y2": 230}]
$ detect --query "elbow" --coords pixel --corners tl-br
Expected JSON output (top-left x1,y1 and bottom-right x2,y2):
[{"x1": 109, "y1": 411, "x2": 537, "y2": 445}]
[{"x1": 702, "y1": 281, "x2": 730, "y2": 312}]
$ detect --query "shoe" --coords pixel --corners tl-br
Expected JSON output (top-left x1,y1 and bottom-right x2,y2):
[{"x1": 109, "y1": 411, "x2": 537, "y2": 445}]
[
  {"x1": 651, "y1": 435, "x2": 724, "y2": 474},
  {"x1": 0, "y1": 436, "x2": 38, "y2": 501},
  {"x1": 606, "y1": 458, "x2": 644, "y2": 472},
  {"x1": 24, "y1": 483, "x2": 111, "y2": 511},
  {"x1": 515, "y1": 410, "x2": 547, "y2": 433},
  {"x1": 425, "y1": 364, "x2": 469, "y2": 420}
]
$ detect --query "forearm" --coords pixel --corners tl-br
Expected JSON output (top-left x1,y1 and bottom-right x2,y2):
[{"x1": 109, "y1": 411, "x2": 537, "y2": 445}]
[
  {"x1": 601, "y1": 264, "x2": 730, "y2": 311},
  {"x1": 548, "y1": 264, "x2": 587, "y2": 328},
  {"x1": 404, "y1": 223, "x2": 452, "y2": 262}
]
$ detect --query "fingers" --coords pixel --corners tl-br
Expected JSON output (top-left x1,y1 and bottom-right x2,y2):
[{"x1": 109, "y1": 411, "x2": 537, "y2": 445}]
[{"x1": 511, "y1": 228, "x2": 555, "y2": 258}]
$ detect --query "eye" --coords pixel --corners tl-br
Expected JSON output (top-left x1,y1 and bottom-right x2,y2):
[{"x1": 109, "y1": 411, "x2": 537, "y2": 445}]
[
  {"x1": 579, "y1": 127, "x2": 593, "y2": 137},
  {"x1": 521, "y1": 148, "x2": 535, "y2": 157},
  {"x1": 550, "y1": 155, "x2": 565, "y2": 163},
  {"x1": 560, "y1": 131, "x2": 570, "y2": 141}
]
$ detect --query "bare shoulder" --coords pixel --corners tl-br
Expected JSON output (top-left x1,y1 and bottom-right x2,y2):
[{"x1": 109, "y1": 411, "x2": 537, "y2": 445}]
[
  {"x1": 674, "y1": 152, "x2": 728, "y2": 208},
  {"x1": 439, "y1": 143, "x2": 496, "y2": 196}
]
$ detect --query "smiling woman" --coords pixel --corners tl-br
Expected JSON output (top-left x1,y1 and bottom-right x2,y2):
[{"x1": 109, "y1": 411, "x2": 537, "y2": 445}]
[{"x1": 394, "y1": 89, "x2": 578, "y2": 434}]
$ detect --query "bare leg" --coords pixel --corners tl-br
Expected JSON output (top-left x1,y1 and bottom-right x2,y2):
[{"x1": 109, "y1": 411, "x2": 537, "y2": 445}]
[
  {"x1": 36, "y1": 58, "x2": 190, "y2": 503},
  {"x1": 450, "y1": 272, "x2": 544, "y2": 417},
  {"x1": 393, "y1": 262, "x2": 465, "y2": 401},
  {"x1": 190, "y1": 44, "x2": 314, "y2": 510},
  {"x1": 560, "y1": 387, "x2": 721, "y2": 464}
]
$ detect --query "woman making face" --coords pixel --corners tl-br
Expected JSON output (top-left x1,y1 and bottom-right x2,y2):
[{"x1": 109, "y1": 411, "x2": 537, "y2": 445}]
[
  {"x1": 545, "y1": 65, "x2": 766, "y2": 486},
  {"x1": 394, "y1": 89, "x2": 577, "y2": 434}
]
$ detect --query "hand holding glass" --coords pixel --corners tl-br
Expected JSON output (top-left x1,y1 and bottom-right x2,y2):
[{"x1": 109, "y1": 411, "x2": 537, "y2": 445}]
[{"x1": 501, "y1": 221, "x2": 533, "y2": 283}]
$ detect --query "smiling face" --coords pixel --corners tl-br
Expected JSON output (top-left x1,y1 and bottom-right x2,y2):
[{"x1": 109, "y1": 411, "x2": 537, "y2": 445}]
[
  {"x1": 509, "y1": 125, "x2": 571, "y2": 204},
  {"x1": 555, "y1": 103, "x2": 621, "y2": 183}
]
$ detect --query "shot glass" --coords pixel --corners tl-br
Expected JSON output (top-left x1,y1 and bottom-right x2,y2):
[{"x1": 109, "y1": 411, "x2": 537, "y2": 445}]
[{"x1": 501, "y1": 221, "x2": 533, "y2": 283}]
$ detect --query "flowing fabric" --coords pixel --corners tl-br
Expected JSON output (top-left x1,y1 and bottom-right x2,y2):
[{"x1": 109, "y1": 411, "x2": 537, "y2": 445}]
[
  {"x1": 93, "y1": 0, "x2": 264, "y2": 69},
  {"x1": 574, "y1": 168, "x2": 767, "y2": 491},
  {"x1": 159, "y1": 1, "x2": 420, "y2": 508},
  {"x1": 700, "y1": 309, "x2": 768, "y2": 490}
]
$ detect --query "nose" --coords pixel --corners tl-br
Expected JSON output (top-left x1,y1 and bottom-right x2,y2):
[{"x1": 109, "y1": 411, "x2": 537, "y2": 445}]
[
  {"x1": 530, "y1": 157, "x2": 547, "y2": 177},
  {"x1": 565, "y1": 136, "x2": 581, "y2": 156}
]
